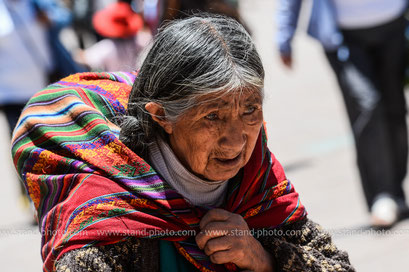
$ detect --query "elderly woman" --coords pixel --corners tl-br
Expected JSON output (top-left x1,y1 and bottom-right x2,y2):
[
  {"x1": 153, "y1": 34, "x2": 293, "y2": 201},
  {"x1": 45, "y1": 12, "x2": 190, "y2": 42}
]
[{"x1": 12, "y1": 14, "x2": 354, "y2": 272}]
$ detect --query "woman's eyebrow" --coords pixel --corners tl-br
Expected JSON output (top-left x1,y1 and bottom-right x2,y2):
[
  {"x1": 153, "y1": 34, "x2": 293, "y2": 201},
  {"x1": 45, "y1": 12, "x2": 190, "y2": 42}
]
[
  {"x1": 197, "y1": 101, "x2": 229, "y2": 114},
  {"x1": 197, "y1": 96, "x2": 262, "y2": 114},
  {"x1": 242, "y1": 96, "x2": 262, "y2": 105}
]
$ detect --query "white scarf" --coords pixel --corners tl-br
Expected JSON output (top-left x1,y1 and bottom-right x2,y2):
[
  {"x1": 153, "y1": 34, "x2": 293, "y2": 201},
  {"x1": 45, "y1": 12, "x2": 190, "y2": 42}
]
[{"x1": 148, "y1": 137, "x2": 229, "y2": 207}]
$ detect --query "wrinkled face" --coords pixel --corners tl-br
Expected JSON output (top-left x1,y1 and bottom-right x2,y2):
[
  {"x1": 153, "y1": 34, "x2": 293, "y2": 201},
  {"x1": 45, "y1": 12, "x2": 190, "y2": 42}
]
[{"x1": 167, "y1": 90, "x2": 263, "y2": 181}]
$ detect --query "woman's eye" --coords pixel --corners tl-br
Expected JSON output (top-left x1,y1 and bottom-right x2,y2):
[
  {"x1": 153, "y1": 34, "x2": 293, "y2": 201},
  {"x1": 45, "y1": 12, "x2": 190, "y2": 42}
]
[
  {"x1": 205, "y1": 113, "x2": 219, "y2": 120},
  {"x1": 244, "y1": 106, "x2": 256, "y2": 115}
]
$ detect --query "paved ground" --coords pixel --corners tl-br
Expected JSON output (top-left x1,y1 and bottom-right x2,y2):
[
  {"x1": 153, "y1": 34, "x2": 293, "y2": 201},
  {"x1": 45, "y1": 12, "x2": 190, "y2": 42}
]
[{"x1": 1, "y1": 0, "x2": 409, "y2": 271}]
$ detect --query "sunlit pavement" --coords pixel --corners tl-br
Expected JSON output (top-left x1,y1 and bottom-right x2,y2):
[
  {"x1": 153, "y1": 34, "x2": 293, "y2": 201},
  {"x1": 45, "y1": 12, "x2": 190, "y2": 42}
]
[{"x1": 1, "y1": 1, "x2": 409, "y2": 271}]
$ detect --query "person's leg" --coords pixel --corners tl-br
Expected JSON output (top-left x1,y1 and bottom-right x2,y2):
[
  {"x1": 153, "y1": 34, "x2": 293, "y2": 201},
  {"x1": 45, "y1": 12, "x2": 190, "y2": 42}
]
[
  {"x1": 325, "y1": 44, "x2": 397, "y2": 210},
  {"x1": 1, "y1": 103, "x2": 29, "y2": 202},
  {"x1": 1, "y1": 104, "x2": 26, "y2": 136},
  {"x1": 372, "y1": 16, "x2": 408, "y2": 203}
]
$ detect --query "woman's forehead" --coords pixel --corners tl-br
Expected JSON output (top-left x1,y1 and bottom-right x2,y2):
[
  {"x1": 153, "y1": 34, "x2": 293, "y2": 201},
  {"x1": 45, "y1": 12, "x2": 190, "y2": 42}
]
[
  {"x1": 194, "y1": 90, "x2": 262, "y2": 113},
  {"x1": 198, "y1": 89, "x2": 261, "y2": 103}
]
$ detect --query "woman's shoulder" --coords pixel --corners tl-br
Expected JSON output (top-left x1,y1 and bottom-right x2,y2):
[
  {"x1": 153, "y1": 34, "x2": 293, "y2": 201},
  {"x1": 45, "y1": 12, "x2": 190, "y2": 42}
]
[{"x1": 257, "y1": 217, "x2": 355, "y2": 272}]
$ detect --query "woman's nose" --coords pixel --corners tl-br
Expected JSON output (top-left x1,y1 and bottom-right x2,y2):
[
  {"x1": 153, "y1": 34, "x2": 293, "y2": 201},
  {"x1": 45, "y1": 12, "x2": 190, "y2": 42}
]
[{"x1": 218, "y1": 120, "x2": 246, "y2": 151}]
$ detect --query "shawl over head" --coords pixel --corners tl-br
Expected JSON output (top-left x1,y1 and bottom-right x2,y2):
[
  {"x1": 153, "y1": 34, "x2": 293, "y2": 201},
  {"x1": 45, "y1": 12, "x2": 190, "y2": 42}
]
[{"x1": 11, "y1": 72, "x2": 306, "y2": 272}]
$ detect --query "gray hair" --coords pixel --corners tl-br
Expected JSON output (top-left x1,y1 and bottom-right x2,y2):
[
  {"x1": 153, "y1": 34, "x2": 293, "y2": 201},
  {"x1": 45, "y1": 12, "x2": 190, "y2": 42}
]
[{"x1": 119, "y1": 13, "x2": 264, "y2": 155}]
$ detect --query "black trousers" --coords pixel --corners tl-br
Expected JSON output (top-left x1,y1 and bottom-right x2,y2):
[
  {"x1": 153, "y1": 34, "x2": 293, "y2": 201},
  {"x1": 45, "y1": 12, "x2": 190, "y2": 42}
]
[
  {"x1": 1, "y1": 103, "x2": 27, "y2": 197},
  {"x1": 325, "y1": 15, "x2": 408, "y2": 209},
  {"x1": 1, "y1": 103, "x2": 26, "y2": 136}
]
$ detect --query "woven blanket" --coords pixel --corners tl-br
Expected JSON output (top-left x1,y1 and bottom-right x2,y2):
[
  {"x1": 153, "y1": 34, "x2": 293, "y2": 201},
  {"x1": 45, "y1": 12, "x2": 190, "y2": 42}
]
[{"x1": 11, "y1": 72, "x2": 306, "y2": 272}]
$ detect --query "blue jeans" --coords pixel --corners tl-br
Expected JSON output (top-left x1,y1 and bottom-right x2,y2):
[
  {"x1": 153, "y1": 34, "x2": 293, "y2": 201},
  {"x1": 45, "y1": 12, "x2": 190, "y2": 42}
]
[{"x1": 325, "y1": 15, "x2": 408, "y2": 209}]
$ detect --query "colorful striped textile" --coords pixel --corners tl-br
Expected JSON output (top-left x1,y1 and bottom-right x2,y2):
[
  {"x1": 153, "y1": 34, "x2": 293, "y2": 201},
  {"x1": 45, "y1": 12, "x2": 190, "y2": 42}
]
[{"x1": 11, "y1": 72, "x2": 306, "y2": 272}]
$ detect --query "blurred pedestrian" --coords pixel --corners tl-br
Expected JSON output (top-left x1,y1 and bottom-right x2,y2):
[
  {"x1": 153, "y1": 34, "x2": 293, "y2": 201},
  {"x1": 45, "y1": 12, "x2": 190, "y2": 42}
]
[
  {"x1": 0, "y1": 0, "x2": 52, "y2": 214},
  {"x1": 75, "y1": 1, "x2": 152, "y2": 72},
  {"x1": 69, "y1": 0, "x2": 116, "y2": 49},
  {"x1": 33, "y1": 0, "x2": 87, "y2": 82},
  {"x1": 277, "y1": 0, "x2": 409, "y2": 227},
  {"x1": 0, "y1": 0, "x2": 52, "y2": 135}
]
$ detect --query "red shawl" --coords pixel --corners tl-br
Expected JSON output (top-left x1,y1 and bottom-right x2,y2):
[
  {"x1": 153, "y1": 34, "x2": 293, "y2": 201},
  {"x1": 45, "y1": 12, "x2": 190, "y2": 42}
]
[{"x1": 11, "y1": 72, "x2": 306, "y2": 271}]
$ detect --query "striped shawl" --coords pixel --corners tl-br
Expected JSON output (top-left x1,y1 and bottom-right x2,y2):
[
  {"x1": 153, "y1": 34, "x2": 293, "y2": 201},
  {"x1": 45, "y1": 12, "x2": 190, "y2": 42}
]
[{"x1": 11, "y1": 72, "x2": 306, "y2": 272}]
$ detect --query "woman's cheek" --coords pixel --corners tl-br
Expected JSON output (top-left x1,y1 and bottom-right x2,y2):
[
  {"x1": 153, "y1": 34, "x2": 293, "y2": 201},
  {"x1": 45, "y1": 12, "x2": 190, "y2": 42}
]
[
  {"x1": 244, "y1": 111, "x2": 264, "y2": 126},
  {"x1": 185, "y1": 128, "x2": 215, "y2": 171},
  {"x1": 245, "y1": 113, "x2": 263, "y2": 155}
]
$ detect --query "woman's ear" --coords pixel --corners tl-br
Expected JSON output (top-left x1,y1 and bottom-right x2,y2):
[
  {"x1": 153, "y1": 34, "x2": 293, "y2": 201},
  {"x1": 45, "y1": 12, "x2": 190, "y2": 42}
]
[{"x1": 145, "y1": 102, "x2": 173, "y2": 134}]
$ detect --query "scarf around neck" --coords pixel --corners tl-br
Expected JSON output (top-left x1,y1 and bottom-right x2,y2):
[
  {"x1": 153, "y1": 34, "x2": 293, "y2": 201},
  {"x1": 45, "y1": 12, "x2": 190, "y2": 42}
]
[
  {"x1": 11, "y1": 72, "x2": 306, "y2": 272},
  {"x1": 149, "y1": 136, "x2": 229, "y2": 207}
]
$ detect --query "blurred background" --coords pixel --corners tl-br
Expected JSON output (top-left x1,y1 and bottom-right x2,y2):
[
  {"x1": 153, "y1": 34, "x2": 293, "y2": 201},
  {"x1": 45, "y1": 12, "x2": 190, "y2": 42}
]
[{"x1": 1, "y1": 0, "x2": 409, "y2": 271}]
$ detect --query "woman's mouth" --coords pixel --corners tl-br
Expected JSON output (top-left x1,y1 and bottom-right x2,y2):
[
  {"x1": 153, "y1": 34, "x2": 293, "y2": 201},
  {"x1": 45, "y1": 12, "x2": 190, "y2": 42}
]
[{"x1": 215, "y1": 153, "x2": 242, "y2": 167}]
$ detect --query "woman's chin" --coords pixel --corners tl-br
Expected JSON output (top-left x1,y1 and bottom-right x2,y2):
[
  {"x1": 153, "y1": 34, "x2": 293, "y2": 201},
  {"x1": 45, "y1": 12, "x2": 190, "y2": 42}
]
[
  {"x1": 202, "y1": 165, "x2": 242, "y2": 181},
  {"x1": 199, "y1": 153, "x2": 246, "y2": 181}
]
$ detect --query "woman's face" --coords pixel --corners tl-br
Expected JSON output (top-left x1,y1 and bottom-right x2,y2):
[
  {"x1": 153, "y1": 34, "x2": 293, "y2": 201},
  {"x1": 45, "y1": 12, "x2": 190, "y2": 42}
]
[{"x1": 166, "y1": 90, "x2": 263, "y2": 181}]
